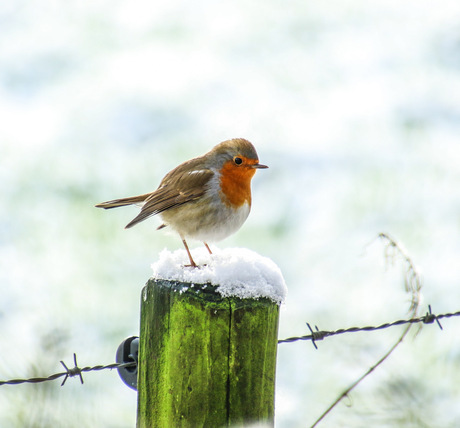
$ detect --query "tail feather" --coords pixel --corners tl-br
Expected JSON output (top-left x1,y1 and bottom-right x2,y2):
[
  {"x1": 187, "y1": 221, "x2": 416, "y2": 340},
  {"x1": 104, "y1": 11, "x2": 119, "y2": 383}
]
[{"x1": 95, "y1": 193, "x2": 151, "y2": 209}]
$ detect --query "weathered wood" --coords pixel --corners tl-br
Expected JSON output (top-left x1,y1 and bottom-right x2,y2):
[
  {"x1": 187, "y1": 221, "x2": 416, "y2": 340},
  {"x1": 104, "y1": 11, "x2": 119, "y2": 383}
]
[{"x1": 137, "y1": 278, "x2": 280, "y2": 428}]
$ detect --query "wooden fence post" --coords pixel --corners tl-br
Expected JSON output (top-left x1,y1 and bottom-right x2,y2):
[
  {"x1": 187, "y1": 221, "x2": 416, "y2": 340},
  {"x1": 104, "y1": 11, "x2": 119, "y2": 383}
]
[{"x1": 137, "y1": 278, "x2": 280, "y2": 428}]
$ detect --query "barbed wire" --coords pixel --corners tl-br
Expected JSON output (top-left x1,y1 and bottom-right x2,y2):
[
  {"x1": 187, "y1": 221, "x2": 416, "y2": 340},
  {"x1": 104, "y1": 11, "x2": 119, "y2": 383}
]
[
  {"x1": 278, "y1": 305, "x2": 455, "y2": 348},
  {"x1": 0, "y1": 353, "x2": 136, "y2": 387},
  {"x1": 1, "y1": 305, "x2": 457, "y2": 388}
]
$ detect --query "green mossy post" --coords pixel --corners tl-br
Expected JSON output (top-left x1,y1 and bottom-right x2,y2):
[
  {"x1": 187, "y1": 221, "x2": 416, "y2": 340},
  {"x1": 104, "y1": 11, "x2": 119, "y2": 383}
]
[{"x1": 137, "y1": 278, "x2": 280, "y2": 428}]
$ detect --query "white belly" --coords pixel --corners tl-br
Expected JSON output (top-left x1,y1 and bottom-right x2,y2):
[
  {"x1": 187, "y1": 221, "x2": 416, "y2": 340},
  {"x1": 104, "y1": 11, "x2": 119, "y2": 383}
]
[{"x1": 160, "y1": 198, "x2": 251, "y2": 243}]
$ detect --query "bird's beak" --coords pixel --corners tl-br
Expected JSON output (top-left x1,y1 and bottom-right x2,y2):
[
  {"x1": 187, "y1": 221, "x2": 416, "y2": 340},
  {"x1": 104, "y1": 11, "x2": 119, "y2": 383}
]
[{"x1": 252, "y1": 163, "x2": 268, "y2": 169}]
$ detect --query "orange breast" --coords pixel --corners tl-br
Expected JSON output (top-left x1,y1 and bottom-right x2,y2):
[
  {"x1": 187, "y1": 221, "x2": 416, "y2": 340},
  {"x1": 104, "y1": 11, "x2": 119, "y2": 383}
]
[{"x1": 219, "y1": 160, "x2": 256, "y2": 208}]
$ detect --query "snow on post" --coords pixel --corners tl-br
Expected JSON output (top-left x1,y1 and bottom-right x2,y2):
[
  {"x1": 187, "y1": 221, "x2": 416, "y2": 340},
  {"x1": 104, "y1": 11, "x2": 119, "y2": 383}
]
[{"x1": 137, "y1": 247, "x2": 286, "y2": 428}]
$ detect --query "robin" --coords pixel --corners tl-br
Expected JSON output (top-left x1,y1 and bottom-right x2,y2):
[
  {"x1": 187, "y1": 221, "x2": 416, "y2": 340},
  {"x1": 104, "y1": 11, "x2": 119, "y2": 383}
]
[{"x1": 95, "y1": 138, "x2": 268, "y2": 267}]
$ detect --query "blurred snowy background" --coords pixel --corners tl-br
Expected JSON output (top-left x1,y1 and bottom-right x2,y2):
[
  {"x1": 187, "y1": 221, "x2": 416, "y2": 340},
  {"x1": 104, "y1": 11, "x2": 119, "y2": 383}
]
[{"x1": 2, "y1": 0, "x2": 460, "y2": 426}]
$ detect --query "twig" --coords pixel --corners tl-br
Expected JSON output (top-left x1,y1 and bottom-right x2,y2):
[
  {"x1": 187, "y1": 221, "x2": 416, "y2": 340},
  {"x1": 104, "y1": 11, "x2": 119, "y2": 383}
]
[{"x1": 309, "y1": 233, "x2": 422, "y2": 427}]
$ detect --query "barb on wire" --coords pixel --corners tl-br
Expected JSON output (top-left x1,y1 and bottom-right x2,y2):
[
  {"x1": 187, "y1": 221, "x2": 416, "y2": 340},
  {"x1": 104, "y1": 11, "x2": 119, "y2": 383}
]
[
  {"x1": 306, "y1": 323, "x2": 324, "y2": 349},
  {"x1": 60, "y1": 353, "x2": 83, "y2": 386},
  {"x1": 0, "y1": 354, "x2": 136, "y2": 387}
]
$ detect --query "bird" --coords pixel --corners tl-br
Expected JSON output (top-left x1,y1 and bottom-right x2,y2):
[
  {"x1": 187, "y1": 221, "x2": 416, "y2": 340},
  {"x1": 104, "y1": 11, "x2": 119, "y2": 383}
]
[{"x1": 95, "y1": 138, "x2": 268, "y2": 267}]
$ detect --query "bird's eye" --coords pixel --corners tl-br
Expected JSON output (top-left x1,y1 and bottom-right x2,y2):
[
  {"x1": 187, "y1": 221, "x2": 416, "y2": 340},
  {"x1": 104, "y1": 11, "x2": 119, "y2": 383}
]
[{"x1": 234, "y1": 157, "x2": 243, "y2": 165}]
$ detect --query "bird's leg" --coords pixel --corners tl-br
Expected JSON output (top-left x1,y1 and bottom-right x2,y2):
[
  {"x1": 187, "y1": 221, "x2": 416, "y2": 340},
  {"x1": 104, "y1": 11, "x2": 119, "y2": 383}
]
[
  {"x1": 182, "y1": 238, "x2": 197, "y2": 268},
  {"x1": 204, "y1": 242, "x2": 212, "y2": 255}
]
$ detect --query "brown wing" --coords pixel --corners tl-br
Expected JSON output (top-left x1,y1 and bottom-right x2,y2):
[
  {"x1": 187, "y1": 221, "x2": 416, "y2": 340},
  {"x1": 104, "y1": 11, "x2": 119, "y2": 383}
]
[{"x1": 125, "y1": 161, "x2": 214, "y2": 229}]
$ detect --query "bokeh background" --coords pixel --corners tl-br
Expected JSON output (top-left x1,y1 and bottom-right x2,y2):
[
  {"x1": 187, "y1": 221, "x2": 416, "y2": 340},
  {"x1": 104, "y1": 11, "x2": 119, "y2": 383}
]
[{"x1": 2, "y1": 0, "x2": 460, "y2": 426}]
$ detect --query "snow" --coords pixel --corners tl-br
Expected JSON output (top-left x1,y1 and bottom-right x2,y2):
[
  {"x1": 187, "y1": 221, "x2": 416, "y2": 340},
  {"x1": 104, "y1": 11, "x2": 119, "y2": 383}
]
[{"x1": 151, "y1": 247, "x2": 287, "y2": 304}]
